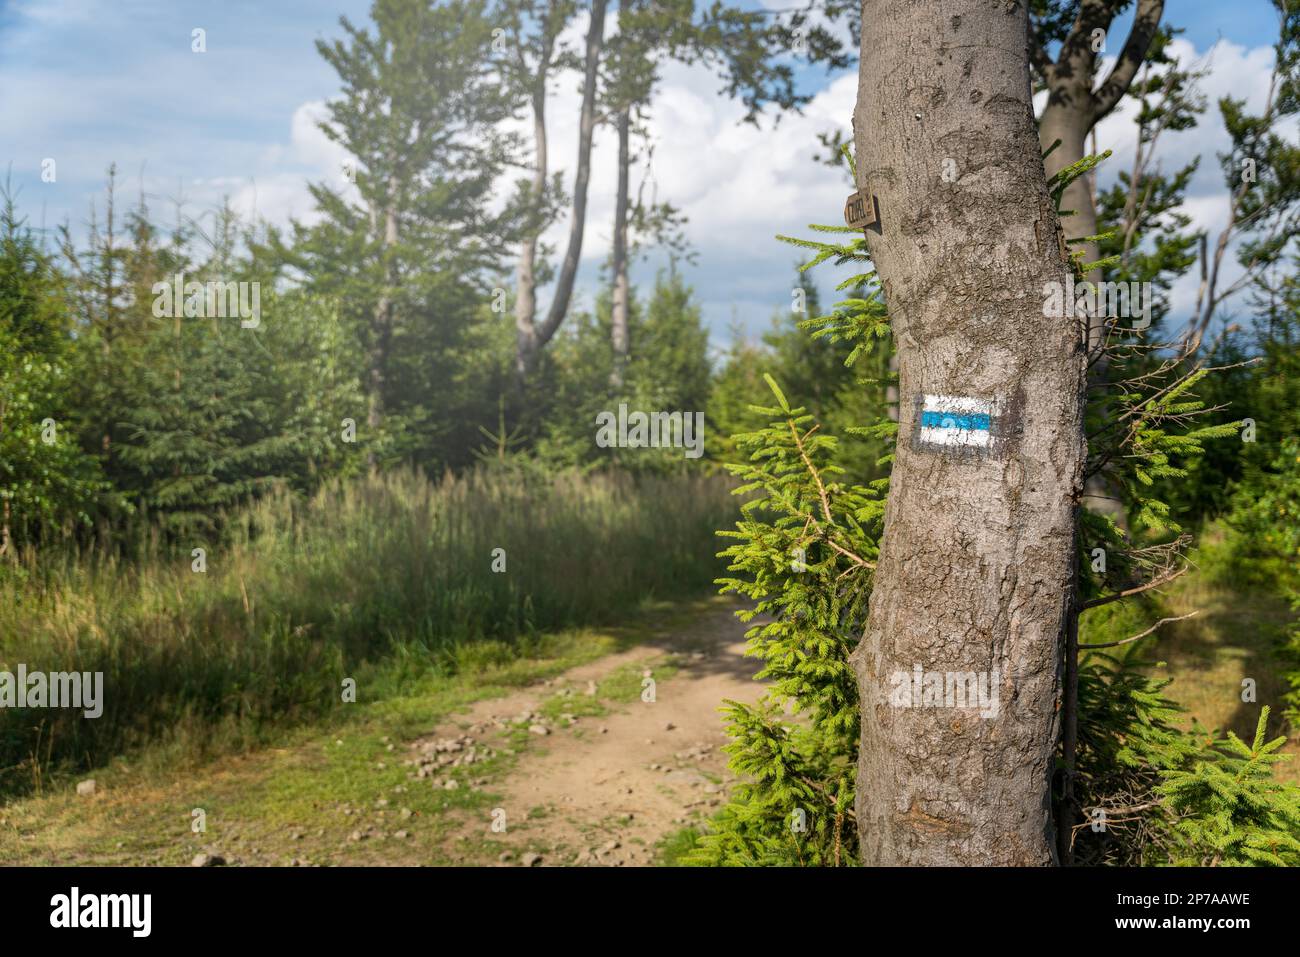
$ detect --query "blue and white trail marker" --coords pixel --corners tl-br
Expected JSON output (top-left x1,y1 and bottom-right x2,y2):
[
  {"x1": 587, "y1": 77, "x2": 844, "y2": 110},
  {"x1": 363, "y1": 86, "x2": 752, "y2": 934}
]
[{"x1": 918, "y1": 395, "x2": 993, "y2": 449}]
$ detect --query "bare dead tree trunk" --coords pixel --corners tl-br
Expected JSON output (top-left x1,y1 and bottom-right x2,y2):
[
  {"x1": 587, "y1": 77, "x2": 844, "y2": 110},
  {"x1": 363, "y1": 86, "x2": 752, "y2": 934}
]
[
  {"x1": 610, "y1": 105, "x2": 631, "y2": 388},
  {"x1": 850, "y1": 0, "x2": 1087, "y2": 866},
  {"x1": 1188, "y1": 55, "x2": 1285, "y2": 353},
  {"x1": 100, "y1": 167, "x2": 120, "y2": 467},
  {"x1": 523, "y1": 0, "x2": 608, "y2": 375}
]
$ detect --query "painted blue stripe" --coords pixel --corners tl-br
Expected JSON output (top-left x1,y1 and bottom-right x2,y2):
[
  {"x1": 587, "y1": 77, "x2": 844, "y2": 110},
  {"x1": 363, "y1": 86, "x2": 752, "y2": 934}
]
[{"x1": 920, "y1": 411, "x2": 991, "y2": 431}]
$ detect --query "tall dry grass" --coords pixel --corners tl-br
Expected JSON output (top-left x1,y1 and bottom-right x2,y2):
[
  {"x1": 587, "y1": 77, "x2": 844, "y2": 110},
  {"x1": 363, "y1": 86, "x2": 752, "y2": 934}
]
[{"x1": 0, "y1": 468, "x2": 735, "y2": 796}]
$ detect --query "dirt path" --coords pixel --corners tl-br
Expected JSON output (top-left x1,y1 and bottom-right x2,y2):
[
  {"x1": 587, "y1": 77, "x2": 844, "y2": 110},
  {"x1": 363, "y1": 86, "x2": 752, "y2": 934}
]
[
  {"x1": 0, "y1": 600, "x2": 764, "y2": 867},
  {"x1": 413, "y1": 602, "x2": 765, "y2": 865}
]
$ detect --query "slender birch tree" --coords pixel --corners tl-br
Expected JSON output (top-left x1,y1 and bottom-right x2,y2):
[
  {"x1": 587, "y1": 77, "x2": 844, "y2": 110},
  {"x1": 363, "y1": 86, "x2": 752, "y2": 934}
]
[{"x1": 514, "y1": 0, "x2": 608, "y2": 378}]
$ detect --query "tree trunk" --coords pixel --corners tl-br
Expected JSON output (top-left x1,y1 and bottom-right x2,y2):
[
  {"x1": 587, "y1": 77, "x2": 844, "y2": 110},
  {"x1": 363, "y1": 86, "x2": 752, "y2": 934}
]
[
  {"x1": 368, "y1": 196, "x2": 398, "y2": 466},
  {"x1": 515, "y1": 79, "x2": 547, "y2": 382},
  {"x1": 1035, "y1": 0, "x2": 1166, "y2": 284},
  {"x1": 610, "y1": 105, "x2": 631, "y2": 387},
  {"x1": 0, "y1": 497, "x2": 10, "y2": 561},
  {"x1": 850, "y1": 0, "x2": 1086, "y2": 866},
  {"x1": 1039, "y1": 110, "x2": 1098, "y2": 287},
  {"x1": 1036, "y1": 0, "x2": 1164, "y2": 525},
  {"x1": 527, "y1": 0, "x2": 608, "y2": 371},
  {"x1": 1039, "y1": 109, "x2": 1120, "y2": 521},
  {"x1": 1038, "y1": 94, "x2": 1106, "y2": 357}
]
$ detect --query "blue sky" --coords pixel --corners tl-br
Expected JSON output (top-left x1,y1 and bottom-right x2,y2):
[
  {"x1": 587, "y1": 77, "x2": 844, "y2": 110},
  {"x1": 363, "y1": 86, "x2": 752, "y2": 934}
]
[{"x1": 0, "y1": 0, "x2": 1290, "y2": 348}]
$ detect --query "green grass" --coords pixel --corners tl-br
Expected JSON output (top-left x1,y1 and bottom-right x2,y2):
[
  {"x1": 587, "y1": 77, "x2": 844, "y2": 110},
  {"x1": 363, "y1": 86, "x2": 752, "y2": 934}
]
[
  {"x1": 0, "y1": 598, "x2": 717, "y2": 865},
  {"x1": 0, "y1": 468, "x2": 736, "y2": 799},
  {"x1": 1158, "y1": 535, "x2": 1299, "y2": 785},
  {"x1": 656, "y1": 825, "x2": 704, "y2": 865},
  {"x1": 1078, "y1": 526, "x2": 1300, "y2": 785}
]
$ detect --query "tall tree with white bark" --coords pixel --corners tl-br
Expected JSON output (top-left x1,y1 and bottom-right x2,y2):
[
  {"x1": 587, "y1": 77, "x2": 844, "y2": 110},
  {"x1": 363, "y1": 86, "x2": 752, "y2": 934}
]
[
  {"x1": 513, "y1": 0, "x2": 608, "y2": 379},
  {"x1": 602, "y1": 0, "x2": 826, "y2": 386},
  {"x1": 602, "y1": 0, "x2": 662, "y2": 387},
  {"x1": 850, "y1": 0, "x2": 1087, "y2": 865},
  {"x1": 501, "y1": 0, "x2": 579, "y2": 383},
  {"x1": 508, "y1": 0, "x2": 822, "y2": 388}
]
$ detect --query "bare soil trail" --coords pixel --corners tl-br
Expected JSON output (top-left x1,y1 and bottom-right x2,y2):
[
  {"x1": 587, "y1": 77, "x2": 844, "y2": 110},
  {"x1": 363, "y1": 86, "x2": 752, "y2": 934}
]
[
  {"x1": 0, "y1": 599, "x2": 765, "y2": 867},
  {"x1": 419, "y1": 601, "x2": 767, "y2": 865}
]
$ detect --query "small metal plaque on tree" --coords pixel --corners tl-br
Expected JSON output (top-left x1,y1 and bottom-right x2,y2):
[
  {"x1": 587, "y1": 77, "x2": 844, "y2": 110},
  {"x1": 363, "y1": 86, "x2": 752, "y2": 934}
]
[{"x1": 844, "y1": 190, "x2": 877, "y2": 230}]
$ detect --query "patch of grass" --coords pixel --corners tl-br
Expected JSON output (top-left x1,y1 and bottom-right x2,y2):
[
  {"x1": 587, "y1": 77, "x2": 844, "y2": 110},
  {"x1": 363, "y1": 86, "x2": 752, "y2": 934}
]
[
  {"x1": 597, "y1": 656, "x2": 683, "y2": 704},
  {"x1": 1080, "y1": 535, "x2": 1299, "y2": 787},
  {"x1": 0, "y1": 468, "x2": 736, "y2": 798},
  {"x1": 1155, "y1": 572, "x2": 1298, "y2": 783},
  {"x1": 537, "y1": 691, "x2": 608, "y2": 723},
  {"x1": 0, "y1": 599, "x2": 724, "y2": 865},
  {"x1": 655, "y1": 825, "x2": 703, "y2": 866}
]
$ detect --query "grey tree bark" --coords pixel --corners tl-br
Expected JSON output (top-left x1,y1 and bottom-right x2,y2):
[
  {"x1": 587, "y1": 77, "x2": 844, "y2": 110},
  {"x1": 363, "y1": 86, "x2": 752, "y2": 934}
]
[
  {"x1": 1034, "y1": 0, "x2": 1164, "y2": 521},
  {"x1": 367, "y1": 187, "x2": 398, "y2": 467},
  {"x1": 523, "y1": 0, "x2": 608, "y2": 374},
  {"x1": 514, "y1": 51, "x2": 551, "y2": 382},
  {"x1": 610, "y1": 105, "x2": 631, "y2": 387},
  {"x1": 509, "y1": 0, "x2": 574, "y2": 385},
  {"x1": 850, "y1": 0, "x2": 1087, "y2": 866},
  {"x1": 1035, "y1": 0, "x2": 1164, "y2": 294}
]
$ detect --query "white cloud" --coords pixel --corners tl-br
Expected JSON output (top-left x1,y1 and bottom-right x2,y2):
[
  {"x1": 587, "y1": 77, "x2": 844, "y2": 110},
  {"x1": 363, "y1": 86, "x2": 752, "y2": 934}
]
[
  {"x1": 515, "y1": 27, "x2": 1295, "y2": 343},
  {"x1": 217, "y1": 101, "x2": 355, "y2": 226}
]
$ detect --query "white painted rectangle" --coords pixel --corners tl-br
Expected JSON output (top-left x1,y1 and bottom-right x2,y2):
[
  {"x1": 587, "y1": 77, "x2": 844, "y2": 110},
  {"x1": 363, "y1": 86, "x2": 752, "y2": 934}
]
[{"x1": 918, "y1": 394, "x2": 994, "y2": 448}]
